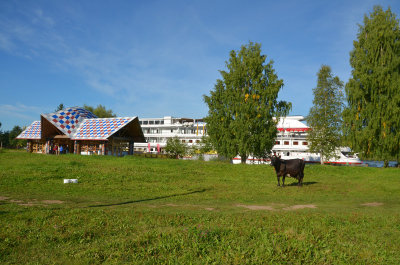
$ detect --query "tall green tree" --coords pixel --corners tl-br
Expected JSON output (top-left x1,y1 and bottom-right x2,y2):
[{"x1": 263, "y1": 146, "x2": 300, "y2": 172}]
[
  {"x1": 343, "y1": 6, "x2": 400, "y2": 167},
  {"x1": 306, "y1": 65, "x2": 344, "y2": 164},
  {"x1": 204, "y1": 42, "x2": 291, "y2": 163},
  {"x1": 84, "y1": 104, "x2": 117, "y2": 118}
]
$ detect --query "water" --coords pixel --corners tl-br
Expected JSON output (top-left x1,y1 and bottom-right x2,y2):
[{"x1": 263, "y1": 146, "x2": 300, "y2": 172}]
[{"x1": 363, "y1": 160, "x2": 398, "y2": 168}]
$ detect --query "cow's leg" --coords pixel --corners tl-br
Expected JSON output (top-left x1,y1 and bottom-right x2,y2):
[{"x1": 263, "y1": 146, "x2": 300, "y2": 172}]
[
  {"x1": 299, "y1": 173, "x2": 304, "y2": 186},
  {"x1": 282, "y1": 175, "x2": 286, "y2": 187},
  {"x1": 277, "y1": 174, "x2": 280, "y2": 186}
]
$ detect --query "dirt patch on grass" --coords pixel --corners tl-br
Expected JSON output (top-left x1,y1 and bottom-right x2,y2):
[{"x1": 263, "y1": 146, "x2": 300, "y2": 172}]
[
  {"x1": 42, "y1": 200, "x2": 64, "y2": 204},
  {"x1": 361, "y1": 202, "x2": 383, "y2": 207},
  {"x1": 283, "y1": 205, "x2": 317, "y2": 210},
  {"x1": 204, "y1": 208, "x2": 215, "y2": 211},
  {"x1": 0, "y1": 196, "x2": 9, "y2": 201},
  {"x1": 236, "y1": 204, "x2": 275, "y2": 211},
  {"x1": 165, "y1": 203, "x2": 179, "y2": 207},
  {"x1": 18, "y1": 202, "x2": 39, "y2": 207}
]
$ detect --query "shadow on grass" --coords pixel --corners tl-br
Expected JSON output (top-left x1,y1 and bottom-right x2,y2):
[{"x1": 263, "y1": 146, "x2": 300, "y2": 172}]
[
  {"x1": 88, "y1": 189, "x2": 207, "y2": 208},
  {"x1": 286, "y1": 181, "x2": 318, "y2": 187}
]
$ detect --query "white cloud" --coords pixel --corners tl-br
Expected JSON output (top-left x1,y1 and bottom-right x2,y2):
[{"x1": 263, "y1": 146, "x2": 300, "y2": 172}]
[{"x1": 0, "y1": 103, "x2": 46, "y2": 121}]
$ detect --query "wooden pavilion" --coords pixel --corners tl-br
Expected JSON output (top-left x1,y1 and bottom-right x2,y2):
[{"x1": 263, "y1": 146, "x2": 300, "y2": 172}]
[{"x1": 16, "y1": 107, "x2": 146, "y2": 156}]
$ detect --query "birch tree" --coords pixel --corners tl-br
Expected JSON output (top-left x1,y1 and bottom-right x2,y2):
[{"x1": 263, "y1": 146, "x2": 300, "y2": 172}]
[{"x1": 343, "y1": 6, "x2": 400, "y2": 167}]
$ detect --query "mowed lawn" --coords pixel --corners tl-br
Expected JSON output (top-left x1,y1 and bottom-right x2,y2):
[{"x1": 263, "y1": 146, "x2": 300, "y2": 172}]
[{"x1": 0, "y1": 150, "x2": 399, "y2": 264}]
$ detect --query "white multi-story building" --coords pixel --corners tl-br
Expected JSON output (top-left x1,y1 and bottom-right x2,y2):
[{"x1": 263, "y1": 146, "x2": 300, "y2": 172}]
[{"x1": 134, "y1": 116, "x2": 206, "y2": 153}]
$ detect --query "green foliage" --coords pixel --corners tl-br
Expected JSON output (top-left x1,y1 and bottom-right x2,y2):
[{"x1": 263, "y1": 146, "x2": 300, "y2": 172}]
[
  {"x1": 0, "y1": 151, "x2": 400, "y2": 263},
  {"x1": 0, "y1": 125, "x2": 26, "y2": 149},
  {"x1": 84, "y1": 104, "x2": 117, "y2": 118},
  {"x1": 306, "y1": 65, "x2": 344, "y2": 164},
  {"x1": 199, "y1": 136, "x2": 214, "y2": 154},
  {"x1": 204, "y1": 42, "x2": 291, "y2": 163},
  {"x1": 164, "y1": 136, "x2": 188, "y2": 158},
  {"x1": 343, "y1": 6, "x2": 400, "y2": 166},
  {"x1": 8, "y1": 126, "x2": 26, "y2": 148},
  {"x1": 55, "y1": 103, "x2": 65, "y2": 111}
]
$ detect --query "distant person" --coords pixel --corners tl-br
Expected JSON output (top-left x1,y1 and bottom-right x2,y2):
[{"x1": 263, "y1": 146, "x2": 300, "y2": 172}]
[
  {"x1": 54, "y1": 145, "x2": 59, "y2": 155},
  {"x1": 59, "y1": 145, "x2": 63, "y2": 154},
  {"x1": 65, "y1": 146, "x2": 69, "y2": 154}
]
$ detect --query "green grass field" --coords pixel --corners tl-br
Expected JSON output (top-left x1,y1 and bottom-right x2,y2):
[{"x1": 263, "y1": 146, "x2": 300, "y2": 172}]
[{"x1": 1, "y1": 150, "x2": 399, "y2": 264}]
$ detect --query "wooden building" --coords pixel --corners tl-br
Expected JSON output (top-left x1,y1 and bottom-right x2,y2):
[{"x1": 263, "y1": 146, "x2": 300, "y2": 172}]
[{"x1": 16, "y1": 107, "x2": 146, "y2": 156}]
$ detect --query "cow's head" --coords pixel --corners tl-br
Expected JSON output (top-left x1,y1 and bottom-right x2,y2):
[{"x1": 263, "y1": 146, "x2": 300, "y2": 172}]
[{"x1": 270, "y1": 155, "x2": 280, "y2": 167}]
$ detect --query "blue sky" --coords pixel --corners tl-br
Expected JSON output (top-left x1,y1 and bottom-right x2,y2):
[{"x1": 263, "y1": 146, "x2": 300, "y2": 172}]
[{"x1": 1, "y1": 0, "x2": 399, "y2": 130}]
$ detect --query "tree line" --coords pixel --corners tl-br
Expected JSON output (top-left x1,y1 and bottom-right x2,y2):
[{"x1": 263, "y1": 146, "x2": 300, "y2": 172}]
[
  {"x1": 0, "y1": 123, "x2": 26, "y2": 149},
  {"x1": 204, "y1": 5, "x2": 400, "y2": 167}
]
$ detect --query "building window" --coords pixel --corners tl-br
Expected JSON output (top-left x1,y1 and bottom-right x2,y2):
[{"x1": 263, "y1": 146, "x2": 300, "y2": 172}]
[
  {"x1": 142, "y1": 120, "x2": 148, "y2": 125},
  {"x1": 293, "y1": 141, "x2": 298, "y2": 145},
  {"x1": 275, "y1": 141, "x2": 280, "y2": 145},
  {"x1": 139, "y1": 121, "x2": 142, "y2": 125},
  {"x1": 149, "y1": 121, "x2": 154, "y2": 125},
  {"x1": 161, "y1": 120, "x2": 164, "y2": 124},
  {"x1": 284, "y1": 141, "x2": 289, "y2": 145},
  {"x1": 171, "y1": 129, "x2": 173, "y2": 133},
  {"x1": 302, "y1": 141, "x2": 308, "y2": 145},
  {"x1": 155, "y1": 120, "x2": 160, "y2": 124}
]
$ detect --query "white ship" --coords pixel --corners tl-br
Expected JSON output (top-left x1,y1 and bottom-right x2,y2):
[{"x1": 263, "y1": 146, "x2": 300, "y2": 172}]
[
  {"x1": 232, "y1": 116, "x2": 363, "y2": 165},
  {"x1": 135, "y1": 115, "x2": 363, "y2": 165}
]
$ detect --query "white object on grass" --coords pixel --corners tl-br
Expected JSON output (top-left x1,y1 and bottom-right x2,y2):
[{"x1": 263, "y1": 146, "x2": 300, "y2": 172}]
[{"x1": 63, "y1": 179, "x2": 78, "y2": 183}]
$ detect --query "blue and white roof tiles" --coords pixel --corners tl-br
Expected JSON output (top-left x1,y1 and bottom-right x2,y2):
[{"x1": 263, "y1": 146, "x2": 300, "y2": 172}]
[
  {"x1": 17, "y1": 107, "x2": 137, "y2": 141},
  {"x1": 16, "y1": 120, "x2": 41, "y2": 139},
  {"x1": 72, "y1": 117, "x2": 135, "y2": 140},
  {"x1": 41, "y1": 107, "x2": 98, "y2": 136}
]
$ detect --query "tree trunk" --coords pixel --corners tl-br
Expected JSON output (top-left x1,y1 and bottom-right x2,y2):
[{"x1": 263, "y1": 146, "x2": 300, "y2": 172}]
[
  {"x1": 240, "y1": 154, "x2": 247, "y2": 164},
  {"x1": 384, "y1": 160, "x2": 389, "y2": 168},
  {"x1": 320, "y1": 152, "x2": 324, "y2": 165}
]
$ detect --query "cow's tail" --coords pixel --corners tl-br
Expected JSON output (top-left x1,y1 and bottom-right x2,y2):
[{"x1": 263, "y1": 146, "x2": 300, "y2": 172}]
[{"x1": 300, "y1": 160, "x2": 305, "y2": 177}]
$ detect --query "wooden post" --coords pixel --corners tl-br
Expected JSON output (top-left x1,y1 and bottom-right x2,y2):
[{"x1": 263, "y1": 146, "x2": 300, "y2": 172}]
[
  {"x1": 28, "y1": 141, "x2": 33, "y2": 153},
  {"x1": 74, "y1": 141, "x2": 81, "y2": 155},
  {"x1": 129, "y1": 141, "x2": 134, "y2": 155}
]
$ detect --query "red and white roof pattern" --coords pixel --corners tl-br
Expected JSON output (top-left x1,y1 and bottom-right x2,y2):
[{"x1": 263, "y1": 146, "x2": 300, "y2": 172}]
[
  {"x1": 41, "y1": 107, "x2": 97, "y2": 137},
  {"x1": 72, "y1": 117, "x2": 135, "y2": 140},
  {"x1": 16, "y1": 121, "x2": 41, "y2": 139},
  {"x1": 277, "y1": 117, "x2": 310, "y2": 132}
]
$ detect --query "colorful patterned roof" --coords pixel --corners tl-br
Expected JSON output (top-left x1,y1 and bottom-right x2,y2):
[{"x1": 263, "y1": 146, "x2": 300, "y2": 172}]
[
  {"x1": 41, "y1": 107, "x2": 97, "y2": 137},
  {"x1": 72, "y1": 117, "x2": 135, "y2": 140},
  {"x1": 16, "y1": 121, "x2": 41, "y2": 139}
]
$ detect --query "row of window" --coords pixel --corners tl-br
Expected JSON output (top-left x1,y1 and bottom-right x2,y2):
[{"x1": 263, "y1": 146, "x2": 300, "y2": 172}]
[
  {"x1": 144, "y1": 137, "x2": 202, "y2": 144},
  {"x1": 275, "y1": 141, "x2": 308, "y2": 146},
  {"x1": 142, "y1": 129, "x2": 205, "y2": 134},
  {"x1": 182, "y1": 139, "x2": 201, "y2": 144},
  {"x1": 139, "y1": 120, "x2": 165, "y2": 125}
]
